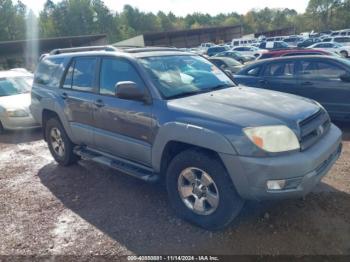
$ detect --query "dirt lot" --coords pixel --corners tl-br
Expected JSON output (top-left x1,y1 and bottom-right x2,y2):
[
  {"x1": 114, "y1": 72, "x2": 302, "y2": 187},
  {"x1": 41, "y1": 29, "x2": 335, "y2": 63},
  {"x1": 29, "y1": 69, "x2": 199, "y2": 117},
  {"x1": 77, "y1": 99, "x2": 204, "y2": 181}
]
[{"x1": 0, "y1": 123, "x2": 349, "y2": 256}]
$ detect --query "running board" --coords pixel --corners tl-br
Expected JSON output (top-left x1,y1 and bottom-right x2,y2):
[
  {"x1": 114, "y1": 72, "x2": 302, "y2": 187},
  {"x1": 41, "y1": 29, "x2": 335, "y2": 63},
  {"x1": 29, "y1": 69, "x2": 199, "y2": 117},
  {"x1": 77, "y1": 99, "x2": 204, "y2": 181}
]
[{"x1": 74, "y1": 146, "x2": 159, "y2": 183}]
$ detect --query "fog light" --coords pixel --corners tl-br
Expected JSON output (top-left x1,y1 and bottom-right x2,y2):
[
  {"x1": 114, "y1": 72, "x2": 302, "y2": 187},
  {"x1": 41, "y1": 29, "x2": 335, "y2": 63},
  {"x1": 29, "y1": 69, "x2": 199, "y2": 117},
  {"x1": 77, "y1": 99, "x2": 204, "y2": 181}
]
[{"x1": 267, "y1": 180, "x2": 286, "y2": 190}]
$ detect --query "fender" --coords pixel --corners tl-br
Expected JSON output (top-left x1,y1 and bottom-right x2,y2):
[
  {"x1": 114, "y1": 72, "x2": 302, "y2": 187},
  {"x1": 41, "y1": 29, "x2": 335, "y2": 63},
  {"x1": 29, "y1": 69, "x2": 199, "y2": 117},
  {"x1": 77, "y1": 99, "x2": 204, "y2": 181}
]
[{"x1": 151, "y1": 122, "x2": 237, "y2": 172}]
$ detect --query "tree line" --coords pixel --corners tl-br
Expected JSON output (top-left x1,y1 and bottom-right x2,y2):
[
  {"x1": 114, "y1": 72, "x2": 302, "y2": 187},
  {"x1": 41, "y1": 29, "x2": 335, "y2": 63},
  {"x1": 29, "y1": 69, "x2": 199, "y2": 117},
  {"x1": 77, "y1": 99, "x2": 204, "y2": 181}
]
[{"x1": 0, "y1": 0, "x2": 350, "y2": 43}]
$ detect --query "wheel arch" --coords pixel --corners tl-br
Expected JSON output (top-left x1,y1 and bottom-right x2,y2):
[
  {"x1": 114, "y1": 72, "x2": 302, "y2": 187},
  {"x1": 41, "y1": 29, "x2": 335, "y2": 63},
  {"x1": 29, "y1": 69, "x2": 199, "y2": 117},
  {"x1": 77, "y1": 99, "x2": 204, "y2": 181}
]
[{"x1": 152, "y1": 122, "x2": 237, "y2": 174}]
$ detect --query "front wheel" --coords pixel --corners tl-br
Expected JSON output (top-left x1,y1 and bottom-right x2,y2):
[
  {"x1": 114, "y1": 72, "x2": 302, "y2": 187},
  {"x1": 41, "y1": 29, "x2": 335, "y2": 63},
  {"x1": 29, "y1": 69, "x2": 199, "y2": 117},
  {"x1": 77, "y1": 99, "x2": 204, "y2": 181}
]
[
  {"x1": 45, "y1": 117, "x2": 78, "y2": 166},
  {"x1": 166, "y1": 149, "x2": 244, "y2": 230},
  {"x1": 340, "y1": 51, "x2": 348, "y2": 58},
  {"x1": 0, "y1": 121, "x2": 4, "y2": 134}
]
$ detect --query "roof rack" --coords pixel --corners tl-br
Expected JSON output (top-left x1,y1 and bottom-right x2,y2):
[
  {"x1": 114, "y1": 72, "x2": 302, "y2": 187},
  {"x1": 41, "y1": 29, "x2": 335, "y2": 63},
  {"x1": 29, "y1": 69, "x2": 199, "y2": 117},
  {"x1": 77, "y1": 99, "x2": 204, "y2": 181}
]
[
  {"x1": 123, "y1": 47, "x2": 181, "y2": 53},
  {"x1": 49, "y1": 45, "x2": 118, "y2": 55}
]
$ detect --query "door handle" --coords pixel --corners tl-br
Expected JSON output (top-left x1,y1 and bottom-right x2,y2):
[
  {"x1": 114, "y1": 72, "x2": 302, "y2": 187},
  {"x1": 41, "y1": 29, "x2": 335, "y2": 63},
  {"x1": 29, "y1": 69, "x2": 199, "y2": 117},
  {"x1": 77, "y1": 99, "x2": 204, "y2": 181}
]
[
  {"x1": 301, "y1": 81, "x2": 313, "y2": 86},
  {"x1": 258, "y1": 79, "x2": 267, "y2": 86},
  {"x1": 94, "y1": 99, "x2": 105, "y2": 108},
  {"x1": 61, "y1": 92, "x2": 68, "y2": 100}
]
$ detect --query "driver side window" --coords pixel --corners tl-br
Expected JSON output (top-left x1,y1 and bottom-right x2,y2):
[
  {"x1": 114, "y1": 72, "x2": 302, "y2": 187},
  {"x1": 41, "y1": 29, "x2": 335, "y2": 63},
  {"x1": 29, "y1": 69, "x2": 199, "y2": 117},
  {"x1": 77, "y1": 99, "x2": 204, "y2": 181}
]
[{"x1": 99, "y1": 58, "x2": 145, "y2": 96}]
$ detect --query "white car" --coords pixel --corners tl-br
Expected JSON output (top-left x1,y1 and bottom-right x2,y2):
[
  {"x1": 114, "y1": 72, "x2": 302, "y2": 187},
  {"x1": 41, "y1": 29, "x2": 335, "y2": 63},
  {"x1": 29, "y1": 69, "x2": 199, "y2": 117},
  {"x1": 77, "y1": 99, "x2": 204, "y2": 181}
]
[
  {"x1": 0, "y1": 70, "x2": 39, "y2": 133},
  {"x1": 232, "y1": 46, "x2": 266, "y2": 58},
  {"x1": 322, "y1": 36, "x2": 350, "y2": 46},
  {"x1": 308, "y1": 42, "x2": 350, "y2": 58}
]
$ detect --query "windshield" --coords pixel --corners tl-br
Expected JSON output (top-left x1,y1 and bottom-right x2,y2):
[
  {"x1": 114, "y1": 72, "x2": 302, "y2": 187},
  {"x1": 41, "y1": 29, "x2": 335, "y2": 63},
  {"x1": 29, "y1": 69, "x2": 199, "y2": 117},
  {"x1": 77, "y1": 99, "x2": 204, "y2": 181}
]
[
  {"x1": 140, "y1": 55, "x2": 235, "y2": 99},
  {"x1": 0, "y1": 76, "x2": 32, "y2": 97}
]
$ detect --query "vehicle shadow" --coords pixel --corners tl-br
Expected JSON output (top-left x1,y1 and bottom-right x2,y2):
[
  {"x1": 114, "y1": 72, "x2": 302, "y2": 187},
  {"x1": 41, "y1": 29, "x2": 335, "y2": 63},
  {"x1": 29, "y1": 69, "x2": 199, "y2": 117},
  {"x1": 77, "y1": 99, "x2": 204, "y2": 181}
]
[
  {"x1": 38, "y1": 160, "x2": 350, "y2": 255},
  {"x1": 0, "y1": 128, "x2": 42, "y2": 144}
]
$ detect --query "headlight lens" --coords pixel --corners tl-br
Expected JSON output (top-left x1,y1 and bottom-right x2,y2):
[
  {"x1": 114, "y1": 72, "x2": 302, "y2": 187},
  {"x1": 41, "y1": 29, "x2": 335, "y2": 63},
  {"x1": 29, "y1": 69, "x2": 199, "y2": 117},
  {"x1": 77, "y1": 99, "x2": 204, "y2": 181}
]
[
  {"x1": 243, "y1": 125, "x2": 300, "y2": 153},
  {"x1": 6, "y1": 109, "x2": 29, "y2": 117}
]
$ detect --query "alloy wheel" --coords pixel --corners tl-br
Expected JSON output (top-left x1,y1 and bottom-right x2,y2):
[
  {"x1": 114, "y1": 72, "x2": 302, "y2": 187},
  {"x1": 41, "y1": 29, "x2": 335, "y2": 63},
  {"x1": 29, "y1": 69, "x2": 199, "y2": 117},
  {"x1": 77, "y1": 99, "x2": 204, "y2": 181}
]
[{"x1": 177, "y1": 167, "x2": 220, "y2": 215}]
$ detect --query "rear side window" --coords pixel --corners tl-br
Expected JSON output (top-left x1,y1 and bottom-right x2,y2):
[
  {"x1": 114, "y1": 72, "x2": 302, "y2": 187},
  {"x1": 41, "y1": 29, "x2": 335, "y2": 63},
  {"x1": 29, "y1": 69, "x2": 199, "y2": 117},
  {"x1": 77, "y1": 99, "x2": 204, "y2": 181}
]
[
  {"x1": 300, "y1": 61, "x2": 346, "y2": 78},
  {"x1": 34, "y1": 57, "x2": 64, "y2": 87},
  {"x1": 63, "y1": 57, "x2": 97, "y2": 92},
  {"x1": 335, "y1": 37, "x2": 350, "y2": 43},
  {"x1": 99, "y1": 58, "x2": 144, "y2": 96}
]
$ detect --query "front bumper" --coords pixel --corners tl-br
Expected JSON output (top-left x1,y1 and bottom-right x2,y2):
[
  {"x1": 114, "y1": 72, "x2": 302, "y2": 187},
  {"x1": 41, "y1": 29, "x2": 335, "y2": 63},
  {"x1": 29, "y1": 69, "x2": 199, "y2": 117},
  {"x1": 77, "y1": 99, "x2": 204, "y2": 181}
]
[
  {"x1": 0, "y1": 114, "x2": 40, "y2": 131},
  {"x1": 220, "y1": 124, "x2": 342, "y2": 200}
]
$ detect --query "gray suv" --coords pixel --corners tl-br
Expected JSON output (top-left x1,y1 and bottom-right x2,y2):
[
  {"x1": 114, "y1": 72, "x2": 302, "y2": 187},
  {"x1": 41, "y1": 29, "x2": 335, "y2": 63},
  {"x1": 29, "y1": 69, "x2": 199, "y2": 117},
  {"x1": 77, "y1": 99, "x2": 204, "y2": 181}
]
[{"x1": 30, "y1": 46, "x2": 342, "y2": 230}]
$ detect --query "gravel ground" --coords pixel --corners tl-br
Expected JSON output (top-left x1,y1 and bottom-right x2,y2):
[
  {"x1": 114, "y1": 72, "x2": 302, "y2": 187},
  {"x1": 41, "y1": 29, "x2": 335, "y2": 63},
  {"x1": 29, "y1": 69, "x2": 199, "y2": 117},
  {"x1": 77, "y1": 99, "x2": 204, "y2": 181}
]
[{"x1": 0, "y1": 123, "x2": 349, "y2": 256}]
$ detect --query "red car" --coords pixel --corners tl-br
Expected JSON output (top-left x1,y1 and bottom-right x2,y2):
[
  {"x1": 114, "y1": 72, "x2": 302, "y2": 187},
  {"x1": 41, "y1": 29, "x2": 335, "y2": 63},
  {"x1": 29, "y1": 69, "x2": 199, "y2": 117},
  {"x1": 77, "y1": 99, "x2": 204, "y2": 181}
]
[{"x1": 258, "y1": 48, "x2": 336, "y2": 60}]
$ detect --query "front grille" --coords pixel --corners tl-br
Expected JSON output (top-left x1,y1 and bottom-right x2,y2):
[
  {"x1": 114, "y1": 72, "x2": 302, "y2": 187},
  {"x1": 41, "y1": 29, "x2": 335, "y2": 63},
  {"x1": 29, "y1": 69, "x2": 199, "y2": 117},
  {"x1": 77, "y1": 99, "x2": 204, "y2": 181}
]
[{"x1": 299, "y1": 109, "x2": 331, "y2": 151}]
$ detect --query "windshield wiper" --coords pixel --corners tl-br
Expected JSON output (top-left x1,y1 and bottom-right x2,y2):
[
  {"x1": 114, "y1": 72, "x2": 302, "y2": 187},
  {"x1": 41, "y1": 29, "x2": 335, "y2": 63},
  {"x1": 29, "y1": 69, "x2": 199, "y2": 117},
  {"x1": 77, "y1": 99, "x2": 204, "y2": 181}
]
[
  {"x1": 207, "y1": 84, "x2": 233, "y2": 91},
  {"x1": 167, "y1": 89, "x2": 209, "y2": 99}
]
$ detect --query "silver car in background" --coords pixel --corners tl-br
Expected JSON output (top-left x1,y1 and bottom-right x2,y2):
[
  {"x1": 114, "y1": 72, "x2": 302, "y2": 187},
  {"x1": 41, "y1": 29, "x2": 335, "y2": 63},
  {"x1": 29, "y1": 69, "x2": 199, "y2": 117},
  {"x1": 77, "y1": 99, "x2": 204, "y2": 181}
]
[{"x1": 0, "y1": 69, "x2": 39, "y2": 133}]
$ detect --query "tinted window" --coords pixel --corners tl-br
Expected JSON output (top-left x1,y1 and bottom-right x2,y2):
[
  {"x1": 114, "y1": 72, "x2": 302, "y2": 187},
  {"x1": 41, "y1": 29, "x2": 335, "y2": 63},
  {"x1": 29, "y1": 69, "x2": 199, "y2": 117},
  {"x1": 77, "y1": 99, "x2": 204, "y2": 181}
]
[
  {"x1": 235, "y1": 47, "x2": 245, "y2": 51},
  {"x1": 335, "y1": 37, "x2": 350, "y2": 43},
  {"x1": 300, "y1": 61, "x2": 346, "y2": 78},
  {"x1": 99, "y1": 58, "x2": 145, "y2": 96},
  {"x1": 210, "y1": 59, "x2": 225, "y2": 68},
  {"x1": 265, "y1": 62, "x2": 295, "y2": 77},
  {"x1": 71, "y1": 58, "x2": 97, "y2": 92},
  {"x1": 323, "y1": 38, "x2": 332, "y2": 42},
  {"x1": 34, "y1": 57, "x2": 64, "y2": 87},
  {"x1": 283, "y1": 52, "x2": 321, "y2": 57}
]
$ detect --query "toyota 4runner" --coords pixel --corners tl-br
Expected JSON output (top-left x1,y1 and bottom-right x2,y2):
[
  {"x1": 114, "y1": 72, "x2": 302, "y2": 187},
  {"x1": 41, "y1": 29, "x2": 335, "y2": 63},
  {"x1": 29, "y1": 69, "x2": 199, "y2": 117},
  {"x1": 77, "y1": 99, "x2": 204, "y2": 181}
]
[{"x1": 30, "y1": 46, "x2": 342, "y2": 230}]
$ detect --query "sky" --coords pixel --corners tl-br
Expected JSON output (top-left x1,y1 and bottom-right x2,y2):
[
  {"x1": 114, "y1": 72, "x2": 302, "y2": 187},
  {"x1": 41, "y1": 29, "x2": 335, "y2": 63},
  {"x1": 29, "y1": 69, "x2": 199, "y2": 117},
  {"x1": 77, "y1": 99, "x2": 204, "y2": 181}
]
[{"x1": 20, "y1": 0, "x2": 309, "y2": 16}]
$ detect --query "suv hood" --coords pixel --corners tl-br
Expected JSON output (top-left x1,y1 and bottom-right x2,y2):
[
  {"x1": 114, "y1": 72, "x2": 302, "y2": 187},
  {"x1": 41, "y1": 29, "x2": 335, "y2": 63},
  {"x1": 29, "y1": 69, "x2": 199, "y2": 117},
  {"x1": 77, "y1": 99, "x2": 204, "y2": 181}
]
[{"x1": 168, "y1": 86, "x2": 320, "y2": 129}]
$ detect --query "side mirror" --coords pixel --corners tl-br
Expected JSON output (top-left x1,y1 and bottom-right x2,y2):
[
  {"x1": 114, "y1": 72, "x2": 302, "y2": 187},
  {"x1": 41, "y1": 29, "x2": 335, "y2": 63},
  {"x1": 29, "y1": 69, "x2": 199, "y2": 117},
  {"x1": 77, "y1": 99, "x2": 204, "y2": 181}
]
[
  {"x1": 340, "y1": 73, "x2": 350, "y2": 82},
  {"x1": 116, "y1": 81, "x2": 147, "y2": 102}
]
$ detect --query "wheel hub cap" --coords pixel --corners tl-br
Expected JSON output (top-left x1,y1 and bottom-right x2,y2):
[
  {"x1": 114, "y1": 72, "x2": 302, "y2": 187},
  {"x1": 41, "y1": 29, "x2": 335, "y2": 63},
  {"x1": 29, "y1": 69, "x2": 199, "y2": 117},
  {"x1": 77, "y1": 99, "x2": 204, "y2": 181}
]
[
  {"x1": 178, "y1": 167, "x2": 219, "y2": 216},
  {"x1": 50, "y1": 127, "x2": 65, "y2": 157}
]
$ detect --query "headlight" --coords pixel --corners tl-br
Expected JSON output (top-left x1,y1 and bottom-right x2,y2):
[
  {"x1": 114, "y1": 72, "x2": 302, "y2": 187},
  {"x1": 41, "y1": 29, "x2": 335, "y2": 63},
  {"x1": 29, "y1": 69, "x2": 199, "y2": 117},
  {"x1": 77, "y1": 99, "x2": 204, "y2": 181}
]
[
  {"x1": 6, "y1": 109, "x2": 29, "y2": 117},
  {"x1": 243, "y1": 125, "x2": 300, "y2": 153}
]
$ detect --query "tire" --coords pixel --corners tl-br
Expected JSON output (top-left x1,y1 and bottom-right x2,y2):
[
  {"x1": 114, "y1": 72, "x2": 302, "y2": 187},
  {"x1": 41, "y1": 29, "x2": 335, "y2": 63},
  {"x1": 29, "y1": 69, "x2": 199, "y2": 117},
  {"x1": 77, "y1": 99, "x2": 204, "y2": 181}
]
[
  {"x1": 0, "y1": 121, "x2": 4, "y2": 134},
  {"x1": 166, "y1": 149, "x2": 244, "y2": 230},
  {"x1": 340, "y1": 51, "x2": 348, "y2": 58},
  {"x1": 45, "y1": 117, "x2": 78, "y2": 166}
]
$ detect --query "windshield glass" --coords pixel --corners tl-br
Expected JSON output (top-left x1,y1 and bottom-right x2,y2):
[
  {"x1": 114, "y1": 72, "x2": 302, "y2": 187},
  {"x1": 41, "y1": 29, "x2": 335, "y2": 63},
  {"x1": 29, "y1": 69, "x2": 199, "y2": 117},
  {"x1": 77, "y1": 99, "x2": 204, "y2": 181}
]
[
  {"x1": 140, "y1": 55, "x2": 234, "y2": 99},
  {"x1": 0, "y1": 77, "x2": 32, "y2": 97}
]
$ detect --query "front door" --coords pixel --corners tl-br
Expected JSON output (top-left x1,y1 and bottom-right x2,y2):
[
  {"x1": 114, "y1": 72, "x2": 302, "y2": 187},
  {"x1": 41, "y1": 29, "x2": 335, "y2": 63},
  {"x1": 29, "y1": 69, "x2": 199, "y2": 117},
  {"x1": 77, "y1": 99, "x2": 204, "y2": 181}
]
[
  {"x1": 92, "y1": 57, "x2": 154, "y2": 166},
  {"x1": 260, "y1": 61, "x2": 299, "y2": 94}
]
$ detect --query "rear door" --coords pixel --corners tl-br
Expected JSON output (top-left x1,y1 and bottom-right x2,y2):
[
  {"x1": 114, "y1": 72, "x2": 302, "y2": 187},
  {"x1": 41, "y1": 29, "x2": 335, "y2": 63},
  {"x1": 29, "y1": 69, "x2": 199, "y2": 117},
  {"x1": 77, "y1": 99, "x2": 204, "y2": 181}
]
[
  {"x1": 296, "y1": 59, "x2": 350, "y2": 120},
  {"x1": 259, "y1": 60, "x2": 298, "y2": 94},
  {"x1": 60, "y1": 57, "x2": 98, "y2": 146}
]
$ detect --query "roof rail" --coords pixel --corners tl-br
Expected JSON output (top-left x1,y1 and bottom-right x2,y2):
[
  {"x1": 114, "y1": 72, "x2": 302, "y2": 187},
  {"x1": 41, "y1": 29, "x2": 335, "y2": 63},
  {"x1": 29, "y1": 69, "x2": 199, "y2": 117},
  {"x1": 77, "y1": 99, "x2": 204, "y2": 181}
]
[
  {"x1": 49, "y1": 45, "x2": 118, "y2": 55},
  {"x1": 123, "y1": 47, "x2": 180, "y2": 53}
]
